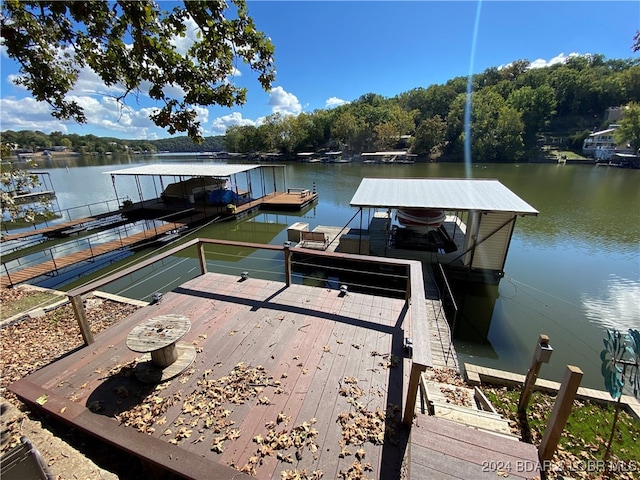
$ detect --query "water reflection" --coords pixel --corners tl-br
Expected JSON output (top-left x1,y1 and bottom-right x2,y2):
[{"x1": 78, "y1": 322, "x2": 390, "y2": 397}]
[{"x1": 582, "y1": 274, "x2": 640, "y2": 331}]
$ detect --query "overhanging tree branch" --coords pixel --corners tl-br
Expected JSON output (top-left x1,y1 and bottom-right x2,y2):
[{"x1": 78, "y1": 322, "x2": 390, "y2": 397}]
[{"x1": 0, "y1": 0, "x2": 275, "y2": 142}]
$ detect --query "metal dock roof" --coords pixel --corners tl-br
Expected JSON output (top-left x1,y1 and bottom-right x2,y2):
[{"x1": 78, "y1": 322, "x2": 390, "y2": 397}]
[
  {"x1": 105, "y1": 163, "x2": 263, "y2": 177},
  {"x1": 350, "y1": 178, "x2": 539, "y2": 215}
]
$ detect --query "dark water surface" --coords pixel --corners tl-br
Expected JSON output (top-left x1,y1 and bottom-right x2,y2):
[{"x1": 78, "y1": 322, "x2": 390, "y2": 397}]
[{"x1": 24, "y1": 155, "x2": 640, "y2": 389}]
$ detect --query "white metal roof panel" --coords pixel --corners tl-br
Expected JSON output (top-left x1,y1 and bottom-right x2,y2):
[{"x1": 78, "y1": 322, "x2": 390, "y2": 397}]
[
  {"x1": 350, "y1": 178, "x2": 538, "y2": 215},
  {"x1": 589, "y1": 128, "x2": 616, "y2": 137},
  {"x1": 361, "y1": 151, "x2": 410, "y2": 156},
  {"x1": 105, "y1": 163, "x2": 262, "y2": 177}
]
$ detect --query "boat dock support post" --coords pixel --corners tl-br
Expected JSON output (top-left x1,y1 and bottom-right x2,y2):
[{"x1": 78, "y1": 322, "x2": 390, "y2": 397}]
[
  {"x1": 283, "y1": 242, "x2": 292, "y2": 287},
  {"x1": 198, "y1": 242, "x2": 207, "y2": 275}
]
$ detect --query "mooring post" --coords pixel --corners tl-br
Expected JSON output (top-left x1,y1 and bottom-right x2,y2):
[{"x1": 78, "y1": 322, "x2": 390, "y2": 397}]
[
  {"x1": 518, "y1": 334, "x2": 552, "y2": 418},
  {"x1": 538, "y1": 365, "x2": 583, "y2": 463}
]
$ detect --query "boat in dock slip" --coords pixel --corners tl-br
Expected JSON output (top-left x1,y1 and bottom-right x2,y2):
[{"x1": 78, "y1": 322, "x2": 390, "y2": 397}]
[
  {"x1": 294, "y1": 177, "x2": 538, "y2": 287},
  {"x1": 106, "y1": 163, "x2": 318, "y2": 215},
  {"x1": 396, "y1": 208, "x2": 446, "y2": 232}
]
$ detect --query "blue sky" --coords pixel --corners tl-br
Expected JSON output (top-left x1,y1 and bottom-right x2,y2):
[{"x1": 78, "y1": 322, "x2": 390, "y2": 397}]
[{"x1": 1, "y1": 1, "x2": 639, "y2": 140}]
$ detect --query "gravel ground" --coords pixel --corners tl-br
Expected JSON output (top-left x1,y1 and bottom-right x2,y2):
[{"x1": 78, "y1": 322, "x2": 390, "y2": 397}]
[{"x1": 1, "y1": 286, "x2": 144, "y2": 479}]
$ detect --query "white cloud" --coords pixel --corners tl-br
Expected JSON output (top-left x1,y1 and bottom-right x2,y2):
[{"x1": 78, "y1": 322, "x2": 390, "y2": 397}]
[
  {"x1": 171, "y1": 17, "x2": 199, "y2": 55},
  {"x1": 0, "y1": 97, "x2": 69, "y2": 132},
  {"x1": 73, "y1": 66, "x2": 124, "y2": 96},
  {"x1": 529, "y1": 52, "x2": 581, "y2": 69},
  {"x1": 498, "y1": 53, "x2": 584, "y2": 72},
  {"x1": 209, "y1": 112, "x2": 257, "y2": 135},
  {"x1": 325, "y1": 97, "x2": 349, "y2": 109},
  {"x1": 71, "y1": 95, "x2": 151, "y2": 133},
  {"x1": 0, "y1": 94, "x2": 168, "y2": 140},
  {"x1": 268, "y1": 86, "x2": 301, "y2": 115}
]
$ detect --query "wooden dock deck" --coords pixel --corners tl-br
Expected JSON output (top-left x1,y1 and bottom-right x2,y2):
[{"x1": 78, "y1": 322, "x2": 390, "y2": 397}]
[
  {"x1": 0, "y1": 223, "x2": 182, "y2": 287},
  {"x1": 0, "y1": 211, "x2": 125, "y2": 243},
  {"x1": 260, "y1": 190, "x2": 318, "y2": 210},
  {"x1": 8, "y1": 266, "x2": 543, "y2": 479},
  {"x1": 10, "y1": 272, "x2": 409, "y2": 480},
  {"x1": 298, "y1": 224, "x2": 459, "y2": 371}
]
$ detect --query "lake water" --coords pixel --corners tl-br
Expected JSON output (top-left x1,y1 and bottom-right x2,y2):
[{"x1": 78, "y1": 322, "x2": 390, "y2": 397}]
[{"x1": 15, "y1": 155, "x2": 640, "y2": 390}]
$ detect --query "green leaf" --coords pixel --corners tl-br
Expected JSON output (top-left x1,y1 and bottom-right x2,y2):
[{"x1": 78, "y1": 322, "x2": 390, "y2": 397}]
[{"x1": 1, "y1": 0, "x2": 275, "y2": 141}]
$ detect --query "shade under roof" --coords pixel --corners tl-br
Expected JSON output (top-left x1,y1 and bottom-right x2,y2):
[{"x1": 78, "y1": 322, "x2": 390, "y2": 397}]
[
  {"x1": 350, "y1": 178, "x2": 538, "y2": 215},
  {"x1": 105, "y1": 163, "x2": 262, "y2": 177}
]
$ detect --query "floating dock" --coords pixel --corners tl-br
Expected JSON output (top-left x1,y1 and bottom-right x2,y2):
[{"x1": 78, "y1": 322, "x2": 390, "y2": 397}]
[{"x1": 1, "y1": 164, "x2": 318, "y2": 287}]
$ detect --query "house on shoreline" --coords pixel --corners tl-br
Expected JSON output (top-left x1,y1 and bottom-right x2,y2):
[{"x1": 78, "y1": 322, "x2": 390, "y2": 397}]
[{"x1": 582, "y1": 124, "x2": 634, "y2": 160}]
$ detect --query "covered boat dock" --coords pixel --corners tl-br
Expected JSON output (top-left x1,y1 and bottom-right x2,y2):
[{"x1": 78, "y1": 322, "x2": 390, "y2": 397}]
[
  {"x1": 347, "y1": 178, "x2": 539, "y2": 285},
  {"x1": 106, "y1": 163, "x2": 318, "y2": 219}
]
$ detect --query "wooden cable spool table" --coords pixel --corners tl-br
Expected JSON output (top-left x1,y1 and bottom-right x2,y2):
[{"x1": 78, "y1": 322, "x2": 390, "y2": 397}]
[{"x1": 126, "y1": 314, "x2": 196, "y2": 383}]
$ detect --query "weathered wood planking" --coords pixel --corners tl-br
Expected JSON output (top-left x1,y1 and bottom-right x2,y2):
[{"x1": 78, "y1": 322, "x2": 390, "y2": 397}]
[
  {"x1": 9, "y1": 272, "x2": 412, "y2": 480},
  {"x1": 410, "y1": 414, "x2": 540, "y2": 480}
]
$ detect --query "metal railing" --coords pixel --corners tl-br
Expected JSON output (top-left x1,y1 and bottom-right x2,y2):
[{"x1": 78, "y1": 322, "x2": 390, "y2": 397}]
[
  {"x1": 1, "y1": 218, "x2": 185, "y2": 286},
  {"x1": 47, "y1": 197, "x2": 130, "y2": 224},
  {"x1": 65, "y1": 239, "x2": 424, "y2": 344},
  {"x1": 434, "y1": 263, "x2": 459, "y2": 368}
]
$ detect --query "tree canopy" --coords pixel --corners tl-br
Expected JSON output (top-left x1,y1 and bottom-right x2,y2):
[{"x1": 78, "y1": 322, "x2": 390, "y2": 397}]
[
  {"x1": 1, "y1": 0, "x2": 275, "y2": 142},
  {"x1": 614, "y1": 102, "x2": 640, "y2": 152},
  {"x1": 215, "y1": 53, "x2": 640, "y2": 161}
]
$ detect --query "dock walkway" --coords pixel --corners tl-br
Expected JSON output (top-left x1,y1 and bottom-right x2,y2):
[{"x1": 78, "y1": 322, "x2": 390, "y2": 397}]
[
  {"x1": 0, "y1": 223, "x2": 182, "y2": 287},
  {"x1": 1, "y1": 211, "x2": 125, "y2": 243}
]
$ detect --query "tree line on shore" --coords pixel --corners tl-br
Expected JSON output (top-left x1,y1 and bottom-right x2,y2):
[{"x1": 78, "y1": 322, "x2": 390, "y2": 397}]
[
  {"x1": 2, "y1": 54, "x2": 640, "y2": 162},
  {"x1": 224, "y1": 55, "x2": 640, "y2": 162}
]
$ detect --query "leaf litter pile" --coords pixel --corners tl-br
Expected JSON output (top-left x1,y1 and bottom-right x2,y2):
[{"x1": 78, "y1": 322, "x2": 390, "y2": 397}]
[
  {"x1": 112, "y1": 356, "x2": 402, "y2": 480},
  {"x1": 1, "y1": 289, "x2": 140, "y2": 406},
  {"x1": 336, "y1": 375, "x2": 401, "y2": 480},
  {"x1": 423, "y1": 366, "x2": 474, "y2": 407},
  {"x1": 0, "y1": 286, "x2": 143, "y2": 476}
]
